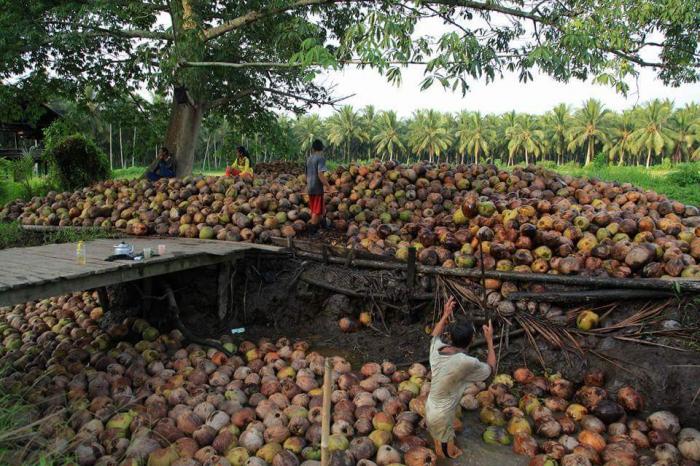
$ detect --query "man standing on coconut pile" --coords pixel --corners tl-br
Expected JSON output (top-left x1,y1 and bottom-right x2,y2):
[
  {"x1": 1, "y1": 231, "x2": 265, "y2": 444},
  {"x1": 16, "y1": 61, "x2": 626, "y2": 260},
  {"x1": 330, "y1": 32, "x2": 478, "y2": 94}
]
[
  {"x1": 306, "y1": 139, "x2": 333, "y2": 235},
  {"x1": 426, "y1": 296, "x2": 496, "y2": 459}
]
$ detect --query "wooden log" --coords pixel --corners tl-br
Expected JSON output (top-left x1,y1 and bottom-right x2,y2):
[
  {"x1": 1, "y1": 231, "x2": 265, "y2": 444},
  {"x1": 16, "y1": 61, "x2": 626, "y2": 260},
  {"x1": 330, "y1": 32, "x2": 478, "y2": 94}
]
[
  {"x1": 508, "y1": 289, "x2": 676, "y2": 303},
  {"x1": 299, "y1": 271, "x2": 432, "y2": 300},
  {"x1": 321, "y1": 358, "x2": 332, "y2": 466},
  {"x1": 96, "y1": 287, "x2": 110, "y2": 313},
  {"x1": 291, "y1": 250, "x2": 700, "y2": 293}
]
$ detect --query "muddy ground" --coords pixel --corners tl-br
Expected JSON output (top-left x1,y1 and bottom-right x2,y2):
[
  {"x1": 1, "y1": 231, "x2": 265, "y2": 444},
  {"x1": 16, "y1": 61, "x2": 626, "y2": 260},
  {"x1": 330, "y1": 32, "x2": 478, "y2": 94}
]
[{"x1": 106, "y1": 251, "x2": 700, "y2": 428}]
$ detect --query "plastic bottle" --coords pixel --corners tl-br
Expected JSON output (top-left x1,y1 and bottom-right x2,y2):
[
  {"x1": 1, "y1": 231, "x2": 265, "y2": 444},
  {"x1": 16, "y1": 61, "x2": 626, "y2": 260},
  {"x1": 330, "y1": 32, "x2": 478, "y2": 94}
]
[{"x1": 76, "y1": 241, "x2": 87, "y2": 265}]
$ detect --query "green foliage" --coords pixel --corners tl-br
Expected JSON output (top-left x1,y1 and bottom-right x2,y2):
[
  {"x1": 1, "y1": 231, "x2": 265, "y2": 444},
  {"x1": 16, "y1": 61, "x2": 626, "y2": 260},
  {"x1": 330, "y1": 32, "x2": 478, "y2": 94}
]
[
  {"x1": 0, "y1": 221, "x2": 119, "y2": 250},
  {"x1": 44, "y1": 133, "x2": 110, "y2": 190},
  {"x1": 667, "y1": 163, "x2": 700, "y2": 188},
  {"x1": 592, "y1": 153, "x2": 608, "y2": 169}
]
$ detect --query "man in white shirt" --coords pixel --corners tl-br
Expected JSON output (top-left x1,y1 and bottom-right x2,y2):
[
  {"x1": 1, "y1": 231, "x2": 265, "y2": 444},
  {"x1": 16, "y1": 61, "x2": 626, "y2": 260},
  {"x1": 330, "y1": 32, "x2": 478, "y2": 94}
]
[{"x1": 425, "y1": 297, "x2": 496, "y2": 458}]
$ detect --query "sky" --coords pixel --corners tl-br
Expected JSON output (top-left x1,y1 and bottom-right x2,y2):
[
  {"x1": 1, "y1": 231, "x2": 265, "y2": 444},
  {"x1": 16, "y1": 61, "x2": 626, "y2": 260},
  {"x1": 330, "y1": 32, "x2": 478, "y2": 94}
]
[
  {"x1": 311, "y1": 65, "x2": 700, "y2": 118},
  {"x1": 309, "y1": 14, "x2": 700, "y2": 118}
]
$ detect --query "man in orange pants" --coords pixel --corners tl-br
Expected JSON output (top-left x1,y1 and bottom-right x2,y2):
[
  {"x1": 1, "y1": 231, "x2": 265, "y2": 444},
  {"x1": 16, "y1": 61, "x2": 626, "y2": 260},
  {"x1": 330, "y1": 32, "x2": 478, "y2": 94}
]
[{"x1": 305, "y1": 139, "x2": 333, "y2": 235}]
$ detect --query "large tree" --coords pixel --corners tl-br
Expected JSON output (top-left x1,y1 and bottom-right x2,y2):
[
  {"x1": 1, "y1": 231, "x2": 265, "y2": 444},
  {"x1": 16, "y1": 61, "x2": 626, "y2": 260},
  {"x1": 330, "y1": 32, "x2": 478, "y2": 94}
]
[{"x1": 3, "y1": 0, "x2": 699, "y2": 175}]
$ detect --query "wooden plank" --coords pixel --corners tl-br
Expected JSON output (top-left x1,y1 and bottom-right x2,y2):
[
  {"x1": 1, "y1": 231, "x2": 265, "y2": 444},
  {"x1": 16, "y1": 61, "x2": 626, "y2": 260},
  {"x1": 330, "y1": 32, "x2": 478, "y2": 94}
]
[{"x1": 0, "y1": 252, "x2": 233, "y2": 306}]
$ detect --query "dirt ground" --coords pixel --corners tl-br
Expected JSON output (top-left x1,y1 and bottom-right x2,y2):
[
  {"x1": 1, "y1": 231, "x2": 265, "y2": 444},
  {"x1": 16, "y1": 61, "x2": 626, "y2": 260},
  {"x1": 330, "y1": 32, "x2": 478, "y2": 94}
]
[{"x1": 107, "y1": 251, "x2": 700, "y2": 428}]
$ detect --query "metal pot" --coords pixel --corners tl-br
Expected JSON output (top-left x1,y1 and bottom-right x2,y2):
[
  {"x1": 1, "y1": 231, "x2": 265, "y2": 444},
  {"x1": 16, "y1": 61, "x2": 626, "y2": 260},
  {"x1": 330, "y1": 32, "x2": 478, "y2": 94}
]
[{"x1": 114, "y1": 242, "x2": 134, "y2": 256}]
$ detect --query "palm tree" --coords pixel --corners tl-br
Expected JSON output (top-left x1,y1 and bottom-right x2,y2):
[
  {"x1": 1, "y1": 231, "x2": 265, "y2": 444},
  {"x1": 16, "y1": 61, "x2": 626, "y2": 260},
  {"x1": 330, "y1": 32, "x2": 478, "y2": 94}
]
[
  {"x1": 293, "y1": 115, "x2": 324, "y2": 154},
  {"x1": 506, "y1": 114, "x2": 545, "y2": 165},
  {"x1": 361, "y1": 105, "x2": 377, "y2": 160},
  {"x1": 326, "y1": 106, "x2": 368, "y2": 162},
  {"x1": 543, "y1": 104, "x2": 571, "y2": 165},
  {"x1": 407, "y1": 110, "x2": 453, "y2": 163},
  {"x1": 606, "y1": 111, "x2": 636, "y2": 166},
  {"x1": 630, "y1": 99, "x2": 674, "y2": 168},
  {"x1": 567, "y1": 99, "x2": 610, "y2": 165},
  {"x1": 454, "y1": 111, "x2": 493, "y2": 165},
  {"x1": 500, "y1": 111, "x2": 520, "y2": 165},
  {"x1": 373, "y1": 111, "x2": 405, "y2": 162},
  {"x1": 668, "y1": 104, "x2": 699, "y2": 163}
]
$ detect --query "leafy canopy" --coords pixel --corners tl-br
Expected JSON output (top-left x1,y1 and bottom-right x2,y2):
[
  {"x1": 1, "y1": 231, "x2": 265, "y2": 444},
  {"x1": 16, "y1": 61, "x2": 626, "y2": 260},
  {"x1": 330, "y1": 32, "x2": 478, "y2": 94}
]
[{"x1": 1, "y1": 0, "x2": 698, "y2": 128}]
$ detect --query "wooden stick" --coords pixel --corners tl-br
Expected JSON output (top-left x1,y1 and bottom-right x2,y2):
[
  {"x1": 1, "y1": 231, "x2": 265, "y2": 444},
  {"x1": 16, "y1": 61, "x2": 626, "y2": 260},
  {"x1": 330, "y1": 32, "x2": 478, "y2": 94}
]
[
  {"x1": 321, "y1": 358, "x2": 332, "y2": 466},
  {"x1": 509, "y1": 289, "x2": 676, "y2": 303},
  {"x1": 290, "y1": 250, "x2": 700, "y2": 293}
]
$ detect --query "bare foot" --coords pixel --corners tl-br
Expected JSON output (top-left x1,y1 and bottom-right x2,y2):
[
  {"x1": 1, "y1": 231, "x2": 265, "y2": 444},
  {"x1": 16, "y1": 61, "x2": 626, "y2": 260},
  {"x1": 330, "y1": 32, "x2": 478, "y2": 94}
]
[
  {"x1": 434, "y1": 440, "x2": 445, "y2": 458},
  {"x1": 447, "y1": 443, "x2": 463, "y2": 459}
]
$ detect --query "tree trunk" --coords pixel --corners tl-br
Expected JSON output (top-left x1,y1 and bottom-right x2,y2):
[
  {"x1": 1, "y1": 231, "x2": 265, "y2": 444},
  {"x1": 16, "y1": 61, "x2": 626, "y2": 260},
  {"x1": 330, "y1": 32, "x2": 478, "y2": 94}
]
[
  {"x1": 475, "y1": 146, "x2": 480, "y2": 165},
  {"x1": 108, "y1": 124, "x2": 113, "y2": 170},
  {"x1": 524, "y1": 149, "x2": 529, "y2": 165},
  {"x1": 119, "y1": 126, "x2": 124, "y2": 168},
  {"x1": 165, "y1": 101, "x2": 204, "y2": 176},
  {"x1": 585, "y1": 138, "x2": 593, "y2": 165},
  {"x1": 132, "y1": 127, "x2": 136, "y2": 167},
  {"x1": 646, "y1": 147, "x2": 652, "y2": 169}
]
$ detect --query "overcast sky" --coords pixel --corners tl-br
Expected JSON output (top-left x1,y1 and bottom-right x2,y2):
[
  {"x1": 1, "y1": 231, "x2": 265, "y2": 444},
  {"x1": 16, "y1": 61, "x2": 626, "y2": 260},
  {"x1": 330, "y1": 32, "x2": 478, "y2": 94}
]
[
  {"x1": 310, "y1": 65, "x2": 700, "y2": 118},
  {"x1": 308, "y1": 14, "x2": 699, "y2": 118}
]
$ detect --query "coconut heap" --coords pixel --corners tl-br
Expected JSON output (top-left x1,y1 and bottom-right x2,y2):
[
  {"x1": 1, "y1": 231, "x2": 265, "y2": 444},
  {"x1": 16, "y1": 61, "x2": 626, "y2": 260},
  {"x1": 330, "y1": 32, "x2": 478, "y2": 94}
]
[
  {"x1": 2, "y1": 162, "x2": 699, "y2": 281},
  {"x1": 1, "y1": 293, "x2": 699, "y2": 466}
]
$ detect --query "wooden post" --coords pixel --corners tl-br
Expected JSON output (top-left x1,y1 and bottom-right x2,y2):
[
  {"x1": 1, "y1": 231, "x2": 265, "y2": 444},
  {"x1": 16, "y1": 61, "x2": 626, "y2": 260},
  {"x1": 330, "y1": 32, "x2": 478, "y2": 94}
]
[
  {"x1": 321, "y1": 358, "x2": 332, "y2": 466},
  {"x1": 407, "y1": 247, "x2": 416, "y2": 289},
  {"x1": 218, "y1": 262, "x2": 231, "y2": 320},
  {"x1": 96, "y1": 287, "x2": 110, "y2": 313}
]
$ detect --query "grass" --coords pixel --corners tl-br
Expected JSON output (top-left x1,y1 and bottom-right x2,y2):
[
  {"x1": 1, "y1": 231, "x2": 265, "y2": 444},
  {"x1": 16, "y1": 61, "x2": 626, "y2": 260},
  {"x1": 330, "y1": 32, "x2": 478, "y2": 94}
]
[
  {"x1": 0, "y1": 369, "x2": 74, "y2": 465},
  {"x1": 0, "y1": 177, "x2": 56, "y2": 208},
  {"x1": 112, "y1": 166, "x2": 225, "y2": 180},
  {"x1": 543, "y1": 161, "x2": 700, "y2": 206},
  {"x1": 0, "y1": 221, "x2": 121, "y2": 250}
]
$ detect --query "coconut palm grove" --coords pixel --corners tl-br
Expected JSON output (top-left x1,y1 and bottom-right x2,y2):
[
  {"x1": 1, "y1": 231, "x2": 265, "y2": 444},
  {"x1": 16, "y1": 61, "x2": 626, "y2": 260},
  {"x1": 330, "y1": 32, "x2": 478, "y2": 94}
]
[{"x1": 1, "y1": 1, "x2": 700, "y2": 466}]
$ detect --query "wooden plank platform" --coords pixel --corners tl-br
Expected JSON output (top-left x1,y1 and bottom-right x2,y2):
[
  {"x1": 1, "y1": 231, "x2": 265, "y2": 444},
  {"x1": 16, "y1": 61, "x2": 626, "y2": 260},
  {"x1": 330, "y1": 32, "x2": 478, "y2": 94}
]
[{"x1": 0, "y1": 238, "x2": 283, "y2": 307}]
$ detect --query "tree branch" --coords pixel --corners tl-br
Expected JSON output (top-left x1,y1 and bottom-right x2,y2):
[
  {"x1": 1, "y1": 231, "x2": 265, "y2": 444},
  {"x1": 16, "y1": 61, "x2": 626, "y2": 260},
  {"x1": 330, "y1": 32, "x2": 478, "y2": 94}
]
[
  {"x1": 43, "y1": 20, "x2": 173, "y2": 41},
  {"x1": 204, "y1": 0, "x2": 364, "y2": 42},
  {"x1": 204, "y1": 88, "x2": 256, "y2": 111},
  {"x1": 261, "y1": 87, "x2": 354, "y2": 106},
  {"x1": 178, "y1": 58, "x2": 517, "y2": 69}
]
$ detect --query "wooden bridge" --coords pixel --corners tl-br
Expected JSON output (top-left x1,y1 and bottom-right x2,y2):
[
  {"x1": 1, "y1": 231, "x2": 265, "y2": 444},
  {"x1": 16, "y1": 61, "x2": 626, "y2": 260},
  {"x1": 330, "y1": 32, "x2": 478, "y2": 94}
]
[{"x1": 0, "y1": 238, "x2": 283, "y2": 308}]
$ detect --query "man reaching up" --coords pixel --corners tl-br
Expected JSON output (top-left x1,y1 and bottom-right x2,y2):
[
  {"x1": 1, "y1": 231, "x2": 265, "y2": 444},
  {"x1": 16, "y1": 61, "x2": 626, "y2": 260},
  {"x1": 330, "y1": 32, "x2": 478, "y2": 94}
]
[{"x1": 425, "y1": 297, "x2": 496, "y2": 458}]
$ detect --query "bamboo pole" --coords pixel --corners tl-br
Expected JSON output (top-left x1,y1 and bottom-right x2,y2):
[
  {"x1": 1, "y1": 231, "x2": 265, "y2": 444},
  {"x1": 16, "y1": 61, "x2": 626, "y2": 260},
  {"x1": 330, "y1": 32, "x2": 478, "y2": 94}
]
[
  {"x1": 321, "y1": 358, "x2": 332, "y2": 466},
  {"x1": 288, "y1": 249, "x2": 700, "y2": 293}
]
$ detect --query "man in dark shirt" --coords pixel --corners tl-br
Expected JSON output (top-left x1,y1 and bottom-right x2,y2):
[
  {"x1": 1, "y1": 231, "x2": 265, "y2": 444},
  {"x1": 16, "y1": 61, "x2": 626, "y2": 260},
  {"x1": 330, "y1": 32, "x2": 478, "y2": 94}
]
[
  {"x1": 306, "y1": 139, "x2": 333, "y2": 234},
  {"x1": 146, "y1": 147, "x2": 177, "y2": 181}
]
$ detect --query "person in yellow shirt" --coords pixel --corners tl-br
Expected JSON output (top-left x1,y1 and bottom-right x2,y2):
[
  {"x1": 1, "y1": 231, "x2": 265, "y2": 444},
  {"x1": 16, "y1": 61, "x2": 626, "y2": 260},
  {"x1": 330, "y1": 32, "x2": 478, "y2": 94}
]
[{"x1": 227, "y1": 146, "x2": 253, "y2": 176}]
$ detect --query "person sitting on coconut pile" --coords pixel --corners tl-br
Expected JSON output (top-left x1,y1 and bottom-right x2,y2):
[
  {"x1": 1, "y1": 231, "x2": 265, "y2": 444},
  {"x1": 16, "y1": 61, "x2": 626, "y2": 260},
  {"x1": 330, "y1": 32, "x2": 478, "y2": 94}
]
[
  {"x1": 145, "y1": 147, "x2": 177, "y2": 181},
  {"x1": 305, "y1": 139, "x2": 334, "y2": 235},
  {"x1": 226, "y1": 145, "x2": 253, "y2": 177},
  {"x1": 426, "y1": 296, "x2": 496, "y2": 459}
]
